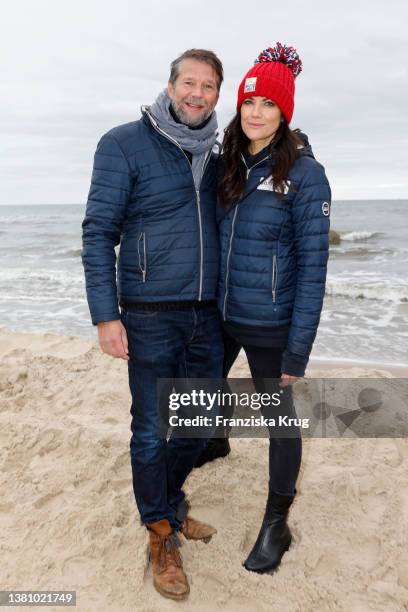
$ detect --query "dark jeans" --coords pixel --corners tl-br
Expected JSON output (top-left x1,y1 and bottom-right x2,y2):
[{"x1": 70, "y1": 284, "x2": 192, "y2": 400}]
[
  {"x1": 121, "y1": 304, "x2": 224, "y2": 529},
  {"x1": 223, "y1": 329, "x2": 302, "y2": 497}
]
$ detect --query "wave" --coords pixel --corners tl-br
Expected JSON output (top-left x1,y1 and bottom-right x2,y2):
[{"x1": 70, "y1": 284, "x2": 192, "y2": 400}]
[
  {"x1": 330, "y1": 246, "x2": 393, "y2": 258},
  {"x1": 340, "y1": 231, "x2": 382, "y2": 242},
  {"x1": 51, "y1": 248, "x2": 82, "y2": 259},
  {"x1": 0, "y1": 215, "x2": 38, "y2": 223},
  {"x1": 325, "y1": 279, "x2": 408, "y2": 303},
  {"x1": 0, "y1": 268, "x2": 84, "y2": 286}
]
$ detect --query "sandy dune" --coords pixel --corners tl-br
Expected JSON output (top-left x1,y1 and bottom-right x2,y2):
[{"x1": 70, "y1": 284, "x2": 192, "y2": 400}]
[{"x1": 1, "y1": 327, "x2": 407, "y2": 611}]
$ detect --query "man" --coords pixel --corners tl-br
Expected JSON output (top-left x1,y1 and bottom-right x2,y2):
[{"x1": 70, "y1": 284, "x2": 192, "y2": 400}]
[{"x1": 82, "y1": 49, "x2": 224, "y2": 601}]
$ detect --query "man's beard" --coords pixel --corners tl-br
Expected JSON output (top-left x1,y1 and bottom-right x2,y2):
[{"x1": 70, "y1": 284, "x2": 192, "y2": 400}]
[{"x1": 170, "y1": 98, "x2": 212, "y2": 127}]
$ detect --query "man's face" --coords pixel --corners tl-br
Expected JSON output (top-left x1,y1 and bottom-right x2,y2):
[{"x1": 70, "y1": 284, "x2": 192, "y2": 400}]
[{"x1": 167, "y1": 58, "x2": 219, "y2": 127}]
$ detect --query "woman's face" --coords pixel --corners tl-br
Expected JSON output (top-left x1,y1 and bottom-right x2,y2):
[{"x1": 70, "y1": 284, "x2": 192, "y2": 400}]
[{"x1": 240, "y1": 97, "x2": 282, "y2": 150}]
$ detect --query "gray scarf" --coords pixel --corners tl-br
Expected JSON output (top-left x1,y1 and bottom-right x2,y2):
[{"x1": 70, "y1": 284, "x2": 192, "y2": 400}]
[{"x1": 148, "y1": 90, "x2": 218, "y2": 189}]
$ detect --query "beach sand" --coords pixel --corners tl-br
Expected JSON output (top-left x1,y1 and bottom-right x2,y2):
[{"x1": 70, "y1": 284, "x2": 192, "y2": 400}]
[{"x1": 1, "y1": 326, "x2": 407, "y2": 612}]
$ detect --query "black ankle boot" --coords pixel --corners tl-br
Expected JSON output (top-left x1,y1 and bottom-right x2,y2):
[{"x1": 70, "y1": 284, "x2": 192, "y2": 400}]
[
  {"x1": 194, "y1": 437, "x2": 231, "y2": 468},
  {"x1": 243, "y1": 491, "x2": 295, "y2": 574}
]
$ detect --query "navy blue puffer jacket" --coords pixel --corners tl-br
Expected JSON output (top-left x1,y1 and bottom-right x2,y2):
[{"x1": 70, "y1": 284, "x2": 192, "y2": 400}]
[
  {"x1": 82, "y1": 109, "x2": 219, "y2": 325},
  {"x1": 217, "y1": 147, "x2": 331, "y2": 375}
]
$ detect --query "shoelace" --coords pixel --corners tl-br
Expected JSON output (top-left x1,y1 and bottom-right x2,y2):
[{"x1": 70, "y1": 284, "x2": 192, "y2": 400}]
[{"x1": 158, "y1": 532, "x2": 182, "y2": 570}]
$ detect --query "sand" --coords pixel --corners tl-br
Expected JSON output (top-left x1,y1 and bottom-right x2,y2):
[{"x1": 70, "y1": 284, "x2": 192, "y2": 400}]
[{"x1": 1, "y1": 326, "x2": 407, "y2": 612}]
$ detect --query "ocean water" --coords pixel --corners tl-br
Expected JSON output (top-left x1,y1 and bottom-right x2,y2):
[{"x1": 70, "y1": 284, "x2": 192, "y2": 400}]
[{"x1": 0, "y1": 201, "x2": 407, "y2": 365}]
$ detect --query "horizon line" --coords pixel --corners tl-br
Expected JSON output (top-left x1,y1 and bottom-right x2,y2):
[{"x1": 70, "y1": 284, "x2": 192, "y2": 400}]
[{"x1": 1, "y1": 198, "x2": 407, "y2": 206}]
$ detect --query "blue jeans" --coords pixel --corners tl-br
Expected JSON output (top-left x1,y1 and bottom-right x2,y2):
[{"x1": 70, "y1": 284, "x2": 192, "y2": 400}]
[{"x1": 121, "y1": 304, "x2": 224, "y2": 529}]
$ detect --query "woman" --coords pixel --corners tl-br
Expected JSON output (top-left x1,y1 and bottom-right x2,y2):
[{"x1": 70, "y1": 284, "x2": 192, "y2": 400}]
[{"x1": 217, "y1": 43, "x2": 331, "y2": 573}]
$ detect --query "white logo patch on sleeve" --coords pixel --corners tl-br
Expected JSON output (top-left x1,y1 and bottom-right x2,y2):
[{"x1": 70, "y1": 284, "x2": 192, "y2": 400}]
[
  {"x1": 322, "y1": 201, "x2": 330, "y2": 216},
  {"x1": 257, "y1": 176, "x2": 291, "y2": 195},
  {"x1": 244, "y1": 77, "x2": 257, "y2": 93}
]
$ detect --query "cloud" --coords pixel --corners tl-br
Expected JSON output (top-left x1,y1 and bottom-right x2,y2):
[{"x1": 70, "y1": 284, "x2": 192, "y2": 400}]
[{"x1": 1, "y1": 0, "x2": 407, "y2": 202}]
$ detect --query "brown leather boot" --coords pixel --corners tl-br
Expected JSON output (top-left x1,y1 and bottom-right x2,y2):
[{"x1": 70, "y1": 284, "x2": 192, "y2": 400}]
[
  {"x1": 180, "y1": 516, "x2": 217, "y2": 543},
  {"x1": 147, "y1": 519, "x2": 189, "y2": 601}
]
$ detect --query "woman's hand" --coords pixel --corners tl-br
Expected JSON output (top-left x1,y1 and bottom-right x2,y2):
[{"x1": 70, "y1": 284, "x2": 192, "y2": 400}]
[{"x1": 280, "y1": 373, "x2": 299, "y2": 388}]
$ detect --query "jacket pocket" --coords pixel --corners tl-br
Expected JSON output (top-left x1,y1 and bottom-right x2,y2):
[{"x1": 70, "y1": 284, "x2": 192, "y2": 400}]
[
  {"x1": 137, "y1": 232, "x2": 147, "y2": 282},
  {"x1": 272, "y1": 254, "x2": 278, "y2": 303}
]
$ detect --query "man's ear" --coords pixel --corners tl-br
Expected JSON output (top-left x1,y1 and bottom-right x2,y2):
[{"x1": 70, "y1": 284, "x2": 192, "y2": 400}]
[{"x1": 167, "y1": 82, "x2": 174, "y2": 99}]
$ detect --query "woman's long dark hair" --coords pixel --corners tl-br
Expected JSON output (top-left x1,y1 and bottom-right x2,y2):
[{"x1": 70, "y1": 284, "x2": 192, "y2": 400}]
[{"x1": 218, "y1": 112, "x2": 303, "y2": 208}]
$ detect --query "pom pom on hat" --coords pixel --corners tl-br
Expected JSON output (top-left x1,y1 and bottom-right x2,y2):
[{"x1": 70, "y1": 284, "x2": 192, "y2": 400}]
[
  {"x1": 236, "y1": 42, "x2": 303, "y2": 122},
  {"x1": 255, "y1": 42, "x2": 302, "y2": 78}
]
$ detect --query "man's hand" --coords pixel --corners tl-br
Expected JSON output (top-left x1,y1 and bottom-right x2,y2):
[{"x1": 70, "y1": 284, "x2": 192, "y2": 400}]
[
  {"x1": 280, "y1": 373, "x2": 299, "y2": 388},
  {"x1": 97, "y1": 320, "x2": 129, "y2": 360}
]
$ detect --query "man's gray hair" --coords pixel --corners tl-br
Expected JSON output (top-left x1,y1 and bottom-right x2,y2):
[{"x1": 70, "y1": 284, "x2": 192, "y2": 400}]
[{"x1": 169, "y1": 49, "x2": 224, "y2": 92}]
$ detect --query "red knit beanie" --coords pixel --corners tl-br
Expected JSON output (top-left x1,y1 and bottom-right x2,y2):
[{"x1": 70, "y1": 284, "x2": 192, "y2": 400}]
[{"x1": 236, "y1": 42, "x2": 302, "y2": 123}]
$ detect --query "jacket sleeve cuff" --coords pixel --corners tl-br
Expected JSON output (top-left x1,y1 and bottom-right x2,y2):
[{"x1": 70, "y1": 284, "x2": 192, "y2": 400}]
[
  {"x1": 91, "y1": 311, "x2": 121, "y2": 326},
  {"x1": 281, "y1": 351, "x2": 309, "y2": 377}
]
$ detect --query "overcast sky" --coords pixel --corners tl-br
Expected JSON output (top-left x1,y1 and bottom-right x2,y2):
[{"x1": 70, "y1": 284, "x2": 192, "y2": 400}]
[{"x1": 1, "y1": 0, "x2": 407, "y2": 204}]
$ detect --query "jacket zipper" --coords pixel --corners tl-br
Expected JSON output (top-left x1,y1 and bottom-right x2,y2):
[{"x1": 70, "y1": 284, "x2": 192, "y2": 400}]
[
  {"x1": 272, "y1": 254, "x2": 277, "y2": 302},
  {"x1": 223, "y1": 206, "x2": 238, "y2": 320},
  {"x1": 240, "y1": 153, "x2": 271, "y2": 178},
  {"x1": 222, "y1": 155, "x2": 272, "y2": 321},
  {"x1": 138, "y1": 232, "x2": 147, "y2": 282},
  {"x1": 144, "y1": 108, "x2": 212, "y2": 301},
  {"x1": 196, "y1": 189, "x2": 204, "y2": 299},
  {"x1": 196, "y1": 151, "x2": 212, "y2": 299}
]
